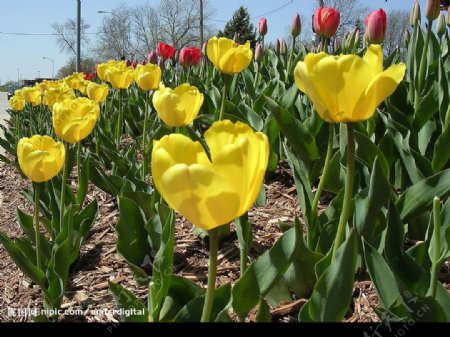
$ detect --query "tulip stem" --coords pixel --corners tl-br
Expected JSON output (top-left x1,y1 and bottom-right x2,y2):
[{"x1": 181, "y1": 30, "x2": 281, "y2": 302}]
[
  {"x1": 287, "y1": 37, "x2": 296, "y2": 72},
  {"x1": 60, "y1": 143, "x2": 69, "y2": 233},
  {"x1": 332, "y1": 122, "x2": 355, "y2": 259},
  {"x1": 218, "y1": 75, "x2": 231, "y2": 121},
  {"x1": 142, "y1": 91, "x2": 150, "y2": 180},
  {"x1": 77, "y1": 141, "x2": 81, "y2": 185},
  {"x1": 34, "y1": 182, "x2": 42, "y2": 270},
  {"x1": 115, "y1": 89, "x2": 124, "y2": 147},
  {"x1": 201, "y1": 227, "x2": 219, "y2": 322},
  {"x1": 430, "y1": 197, "x2": 441, "y2": 299},
  {"x1": 308, "y1": 124, "x2": 334, "y2": 248}
]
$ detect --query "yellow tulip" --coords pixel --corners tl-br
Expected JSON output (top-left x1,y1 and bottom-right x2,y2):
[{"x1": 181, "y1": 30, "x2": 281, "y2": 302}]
[
  {"x1": 294, "y1": 44, "x2": 406, "y2": 123},
  {"x1": 106, "y1": 65, "x2": 134, "y2": 89},
  {"x1": 134, "y1": 64, "x2": 161, "y2": 91},
  {"x1": 52, "y1": 97, "x2": 100, "y2": 144},
  {"x1": 9, "y1": 96, "x2": 26, "y2": 111},
  {"x1": 17, "y1": 135, "x2": 65, "y2": 183},
  {"x1": 207, "y1": 37, "x2": 252, "y2": 74},
  {"x1": 86, "y1": 82, "x2": 109, "y2": 103},
  {"x1": 97, "y1": 60, "x2": 126, "y2": 81},
  {"x1": 64, "y1": 72, "x2": 85, "y2": 90},
  {"x1": 151, "y1": 120, "x2": 269, "y2": 230},
  {"x1": 44, "y1": 86, "x2": 76, "y2": 111},
  {"x1": 22, "y1": 87, "x2": 42, "y2": 106},
  {"x1": 153, "y1": 83, "x2": 204, "y2": 127}
]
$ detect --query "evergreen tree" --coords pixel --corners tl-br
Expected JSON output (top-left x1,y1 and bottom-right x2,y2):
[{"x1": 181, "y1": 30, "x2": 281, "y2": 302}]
[{"x1": 218, "y1": 6, "x2": 256, "y2": 47}]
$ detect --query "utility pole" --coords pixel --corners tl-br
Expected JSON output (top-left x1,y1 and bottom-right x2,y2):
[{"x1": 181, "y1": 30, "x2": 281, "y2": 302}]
[
  {"x1": 199, "y1": 0, "x2": 204, "y2": 48},
  {"x1": 76, "y1": 0, "x2": 81, "y2": 72}
]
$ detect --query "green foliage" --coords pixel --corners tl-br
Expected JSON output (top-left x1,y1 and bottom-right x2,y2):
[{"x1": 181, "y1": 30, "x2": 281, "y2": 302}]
[{"x1": 218, "y1": 6, "x2": 256, "y2": 46}]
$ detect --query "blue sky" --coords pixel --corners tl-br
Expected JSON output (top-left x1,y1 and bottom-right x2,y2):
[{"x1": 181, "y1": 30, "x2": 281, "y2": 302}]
[{"x1": 0, "y1": 1, "x2": 425, "y2": 84}]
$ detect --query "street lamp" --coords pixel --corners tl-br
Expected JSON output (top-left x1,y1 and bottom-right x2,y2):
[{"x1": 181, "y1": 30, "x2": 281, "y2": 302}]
[{"x1": 43, "y1": 57, "x2": 55, "y2": 79}]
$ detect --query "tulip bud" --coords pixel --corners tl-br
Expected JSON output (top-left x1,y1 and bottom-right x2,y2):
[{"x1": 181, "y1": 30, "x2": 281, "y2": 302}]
[
  {"x1": 255, "y1": 42, "x2": 264, "y2": 62},
  {"x1": 279, "y1": 38, "x2": 287, "y2": 55},
  {"x1": 202, "y1": 42, "x2": 207, "y2": 55},
  {"x1": 126, "y1": 59, "x2": 132, "y2": 67},
  {"x1": 141, "y1": 59, "x2": 147, "y2": 65},
  {"x1": 354, "y1": 28, "x2": 361, "y2": 47},
  {"x1": 148, "y1": 50, "x2": 158, "y2": 64},
  {"x1": 276, "y1": 38, "x2": 281, "y2": 54},
  {"x1": 403, "y1": 29, "x2": 411, "y2": 47},
  {"x1": 410, "y1": 0, "x2": 421, "y2": 26},
  {"x1": 313, "y1": 6, "x2": 340, "y2": 38},
  {"x1": 259, "y1": 18, "x2": 268, "y2": 36},
  {"x1": 426, "y1": 0, "x2": 441, "y2": 21},
  {"x1": 365, "y1": 9, "x2": 387, "y2": 44},
  {"x1": 410, "y1": 0, "x2": 422, "y2": 25},
  {"x1": 131, "y1": 60, "x2": 138, "y2": 68},
  {"x1": 437, "y1": 13, "x2": 447, "y2": 37},
  {"x1": 233, "y1": 31, "x2": 240, "y2": 42},
  {"x1": 291, "y1": 13, "x2": 301, "y2": 38},
  {"x1": 344, "y1": 29, "x2": 355, "y2": 50}
]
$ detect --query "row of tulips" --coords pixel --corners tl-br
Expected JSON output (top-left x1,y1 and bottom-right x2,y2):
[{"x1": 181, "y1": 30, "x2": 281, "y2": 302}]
[{"x1": 1, "y1": 0, "x2": 450, "y2": 322}]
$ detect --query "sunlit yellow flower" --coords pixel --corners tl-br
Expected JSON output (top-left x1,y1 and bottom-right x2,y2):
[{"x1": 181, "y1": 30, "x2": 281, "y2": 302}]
[
  {"x1": 134, "y1": 64, "x2": 161, "y2": 91},
  {"x1": 153, "y1": 83, "x2": 203, "y2": 127},
  {"x1": 9, "y1": 96, "x2": 26, "y2": 111},
  {"x1": 86, "y1": 82, "x2": 109, "y2": 103},
  {"x1": 22, "y1": 87, "x2": 42, "y2": 106},
  {"x1": 64, "y1": 72, "x2": 85, "y2": 90},
  {"x1": 207, "y1": 37, "x2": 252, "y2": 74},
  {"x1": 77, "y1": 80, "x2": 91, "y2": 95},
  {"x1": 17, "y1": 135, "x2": 65, "y2": 183},
  {"x1": 97, "y1": 60, "x2": 126, "y2": 81},
  {"x1": 105, "y1": 65, "x2": 134, "y2": 89},
  {"x1": 294, "y1": 44, "x2": 406, "y2": 123},
  {"x1": 44, "y1": 86, "x2": 76, "y2": 111},
  {"x1": 52, "y1": 97, "x2": 100, "y2": 144},
  {"x1": 151, "y1": 120, "x2": 269, "y2": 230}
]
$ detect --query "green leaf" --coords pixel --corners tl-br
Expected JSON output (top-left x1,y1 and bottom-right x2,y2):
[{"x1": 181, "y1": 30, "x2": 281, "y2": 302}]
[
  {"x1": 354, "y1": 157, "x2": 390, "y2": 244},
  {"x1": 432, "y1": 122, "x2": 450, "y2": 172},
  {"x1": 232, "y1": 223, "x2": 298, "y2": 320},
  {"x1": 284, "y1": 218, "x2": 323, "y2": 298},
  {"x1": 255, "y1": 298, "x2": 272, "y2": 322},
  {"x1": 396, "y1": 169, "x2": 450, "y2": 221},
  {"x1": 108, "y1": 281, "x2": 149, "y2": 322},
  {"x1": 363, "y1": 240, "x2": 402, "y2": 309},
  {"x1": 149, "y1": 204, "x2": 175, "y2": 322},
  {"x1": 174, "y1": 283, "x2": 232, "y2": 322},
  {"x1": 236, "y1": 213, "x2": 252, "y2": 274},
  {"x1": 299, "y1": 230, "x2": 358, "y2": 322},
  {"x1": 0, "y1": 231, "x2": 47, "y2": 289},
  {"x1": 265, "y1": 96, "x2": 319, "y2": 168},
  {"x1": 116, "y1": 196, "x2": 152, "y2": 271}
]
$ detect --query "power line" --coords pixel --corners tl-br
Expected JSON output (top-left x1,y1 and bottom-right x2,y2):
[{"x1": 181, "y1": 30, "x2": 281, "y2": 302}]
[
  {"x1": 0, "y1": 31, "x2": 98, "y2": 36},
  {"x1": 205, "y1": 0, "x2": 294, "y2": 23}
]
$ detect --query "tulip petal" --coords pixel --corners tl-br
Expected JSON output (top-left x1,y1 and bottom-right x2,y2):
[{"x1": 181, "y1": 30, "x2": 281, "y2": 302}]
[{"x1": 353, "y1": 63, "x2": 406, "y2": 122}]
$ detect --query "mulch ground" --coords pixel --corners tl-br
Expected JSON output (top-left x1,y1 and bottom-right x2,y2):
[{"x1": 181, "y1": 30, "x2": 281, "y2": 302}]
[{"x1": 0, "y1": 157, "x2": 448, "y2": 323}]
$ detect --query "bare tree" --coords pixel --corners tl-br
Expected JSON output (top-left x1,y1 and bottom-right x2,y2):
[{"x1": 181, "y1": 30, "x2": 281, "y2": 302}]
[
  {"x1": 93, "y1": 5, "x2": 133, "y2": 60},
  {"x1": 52, "y1": 18, "x2": 90, "y2": 55},
  {"x1": 131, "y1": 3, "x2": 161, "y2": 59},
  {"x1": 384, "y1": 9, "x2": 410, "y2": 56}
]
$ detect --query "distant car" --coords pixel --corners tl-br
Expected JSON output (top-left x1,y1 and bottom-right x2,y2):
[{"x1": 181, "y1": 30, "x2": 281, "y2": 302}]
[{"x1": 7, "y1": 84, "x2": 23, "y2": 100}]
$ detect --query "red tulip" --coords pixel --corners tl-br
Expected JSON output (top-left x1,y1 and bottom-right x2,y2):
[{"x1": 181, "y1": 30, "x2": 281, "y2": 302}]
[
  {"x1": 259, "y1": 18, "x2": 268, "y2": 36},
  {"x1": 365, "y1": 9, "x2": 387, "y2": 44},
  {"x1": 179, "y1": 46, "x2": 202, "y2": 67},
  {"x1": 255, "y1": 42, "x2": 263, "y2": 62},
  {"x1": 313, "y1": 6, "x2": 340, "y2": 39},
  {"x1": 148, "y1": 50, "x2": 158, "y2": 64},
  {"x1": 131, "y1": 60, "x2": 138, "y2": 68},
  {"x1": 141, "y1": 59, "x2": 147, "y2": 65},
  {"x1": 158, "y1": 42, "x2": 176, "y2": 60},
  {"x1": 126, "y1": 59, "x2": 132, "y2": 67}
]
